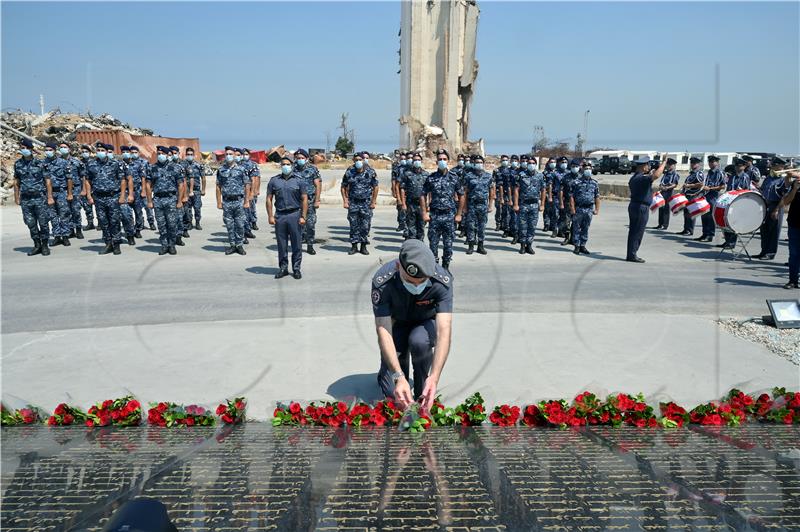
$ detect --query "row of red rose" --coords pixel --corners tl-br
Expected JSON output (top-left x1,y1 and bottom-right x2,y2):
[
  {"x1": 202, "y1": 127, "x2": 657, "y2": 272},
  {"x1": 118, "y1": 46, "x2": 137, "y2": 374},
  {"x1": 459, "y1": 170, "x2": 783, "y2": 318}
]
[{"x1": 2, "y1": 388, "x2": 798, "y2": 429}]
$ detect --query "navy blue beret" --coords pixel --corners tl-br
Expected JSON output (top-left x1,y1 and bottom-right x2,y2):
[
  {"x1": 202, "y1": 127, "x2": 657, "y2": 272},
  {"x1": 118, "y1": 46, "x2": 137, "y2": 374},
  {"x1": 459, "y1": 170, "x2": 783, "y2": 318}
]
[
  {"x1": 224, "y1": 146, "x2": 235, "y2": 151},
  {"x1": 45, "y1": 142, "x2": 57, "y2": 149},
  {"x1": 361, "y1": 151, "x2": 371, "y2": 158},
  {"x1": 120, "y1": 145, "x2": 130, "y2": 152},
  {"x1": 510, "y1": 154, "x2": 519, "y2": 160},
  {"x1": 689, "y1": 156, "x2": 702, "y2": 164},
  {"x1": 169, "y1": 145, "x2": 179, "y2": 152},
  {"x1": 129, "y1": 145, "x2": 139, "y2": 151},
  {"x1": 157, "y1": 146, "x2": 169, "y2": 154},
  {"x1": 295, "y1": 148, "x2": 309, "y2": 158},
  {"x1": 105, "y1": 143, "x2": 115, "y2": 151},
  {"x1": 19, "y1": 138, "x2": 34, "y2": 149}
]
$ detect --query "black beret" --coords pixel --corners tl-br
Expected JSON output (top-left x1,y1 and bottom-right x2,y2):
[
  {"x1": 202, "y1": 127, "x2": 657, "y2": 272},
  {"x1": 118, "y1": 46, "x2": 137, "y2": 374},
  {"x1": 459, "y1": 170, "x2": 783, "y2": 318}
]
[
  {"x1": 582, "y1": 159, "x2": 594, "y2": 167},
  {"x1": 689, "y1": 156, "x2": 702, "y2": 164},
  {"x1": 105, "y1": 143, "x2": 115, "y2": 151},
  {"x1": 734, "y1": 157, "x2": 746, "y2": 165},
  {"x1": 94, "y1": 141, "x2": 105, "y2": 148},
  {"x1": 742, "y1": 155, "x2": 754, "y2": 162},
  {"x1": 500, "y1": 154, "x2": 509, "y2": 159},
  {"x1": 529, "y1": 156, "x2": 537, "y2": 164},
  {"x1": 280, "y1": 155, "x2": 292, "y2": 163},
  {"x1": 185, "y1": 147, "x2": 194, "y2": 153},
  {"x1": 707, "y1": 155, "x2": 720, "y2": 163},
  {"x1": 521, "y1": 154, "x2": 529, "y2": 161},
  {"x1": 45, "y1": 142, "x2": 57, "y2": 149},
  {"x1": 295, "y1": 148, "x2": 309, "y2": 158},
  {"x1": 169, "y1": 145, "x2": 179, "y2": 152},
  {"x1": 129, "y1": 145, "x2": 139, "y2": 151},
  {"x1": 361, "y1": 151, "x2": 371, "y2": 158},
  {"x1": 353, "y1": 152, "x2": 362, "y2": 159},
  {"x1": 510, "y1": 154, "x2": 519, "y2": 160},
  {"x1": 666, "y1": 158, "x2": 677, "y2": 165},
  {"x1": 724, "y1": 164, "x2": 735, "y2": 173},
  {"x1": 19, "y1": 138, "x2": 34, "y2": 149},
  {"x1": 120, "y1": 145, "x2": 130, "y2": 152},
  {"x1": 435, "y1": 149, "x2": 449, "y2": 159},
  {"x1": 473, "y1": 154, "x2": 485, "y2": 162},
  {"x1": 558, "y1": 156, "x2": 568, "y2": 163},
  {"x1": 771, "y1": 156, "x2": 787, "y2": 166},
  {"x1": 156, "y1": 146, "x2": 169, "y2": 154},
  {"x1": 80, "y1": 144, "x2": 91, "y2": 150},
  {"x1": 570, "y1": 158, "x2": 582, "y2": 165},
  {"x1": 224, "y1": 146, "x2": 235, "y2": 151}
]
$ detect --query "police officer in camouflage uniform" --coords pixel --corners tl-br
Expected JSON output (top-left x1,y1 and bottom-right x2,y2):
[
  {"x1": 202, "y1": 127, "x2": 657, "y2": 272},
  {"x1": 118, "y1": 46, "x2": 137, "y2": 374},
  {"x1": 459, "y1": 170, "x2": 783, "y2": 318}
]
[
  {"x1": 241, "y1": 148, "x2": 259, "y2": 236},
  {"x1": 552, "y1": 156, "x2": 569, "y2": 238},
  {"x1": 14, "y1": 139, "x2": 52, "y2": 256},
  {"x1": 392, "y1": 151, "x2": 408, "y2": 233},
  {"x1": 58, "y1": 142, "x2": 85, "y2": 240},
  {"x1": 421, "y1": 149, "x2": 464, "y2": 270},
  {"x1": 294, "y1": 148, "x2": 321, "y2": 255},
  {"x1": 569, "y1": 160, "x2": 600, "y2": 255},
  {"x1": 42, "y1": 142, "x2": 72, "y2": 247},
  {"x1": 117, "y1": 146, "x2": 137, "y2": 246},
  {"x1": 85, "y1": 143, "x2": 127, "y2": 255},
  {"x1": 542, "y1": 157, "x2": 557, "y2": 233},
  {"x1": 341, "y1": 152, "x2": 378, "y2": 255},
  {"x1": 560, "y1": 158, "x2": 581, "y2": 245},
  {"x1": 167, "y1": 145, "x2": 190, "y2": 240},
  {"x1": 184, "y1": 147, "x2": 204, "y2": 230},
  {"x1": 464, "y1": 154, "x2": 493, "y2": 255},
  {"x1": 400, "y1": 152, "x2": 428, "y2": 241},
  {"x1": 74, "y1": 145, "x2": 96, "y2": 230},
  {"x1": 129, "y1": 145, "x2": 155, "y2": 231},
  {"x1": 514, "y1": 156, "x2": 546, "y2": 255},
  {"x1": 452, "y1": 154, "x2": 469, "y2": 238},
  {"x1": 492, "y1": 155, "x2": 509, "y2": 231},
  {"x1": 146, "y1": 146, "x2": 184, "y2": 255},
  {"x1": 216, "y1": 146, "x2": 251, "y2": 256},
  {"x1": 509, "y1": 155, "x2": 526, "y2": 244}
]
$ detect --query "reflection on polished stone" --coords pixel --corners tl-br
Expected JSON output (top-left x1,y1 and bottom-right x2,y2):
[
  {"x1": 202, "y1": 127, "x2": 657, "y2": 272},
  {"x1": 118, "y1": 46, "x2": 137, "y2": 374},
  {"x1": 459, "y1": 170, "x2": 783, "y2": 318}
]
[{"x1": 1, "y1": 424, "x2": 798, "y2": 530}]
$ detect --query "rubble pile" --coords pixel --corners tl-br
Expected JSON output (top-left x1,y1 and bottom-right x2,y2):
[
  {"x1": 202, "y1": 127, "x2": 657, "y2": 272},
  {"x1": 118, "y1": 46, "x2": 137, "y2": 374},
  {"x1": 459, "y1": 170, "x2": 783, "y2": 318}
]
[{"x1": 1, "y1": 109, "x2": 153, "y2": 203}]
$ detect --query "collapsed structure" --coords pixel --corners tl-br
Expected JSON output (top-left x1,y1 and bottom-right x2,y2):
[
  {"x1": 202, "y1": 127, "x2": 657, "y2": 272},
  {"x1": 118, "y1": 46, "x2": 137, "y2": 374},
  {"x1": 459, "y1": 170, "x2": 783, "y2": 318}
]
[{"x1": 399, "y1": 0, "x2": 483, "y2": 157}]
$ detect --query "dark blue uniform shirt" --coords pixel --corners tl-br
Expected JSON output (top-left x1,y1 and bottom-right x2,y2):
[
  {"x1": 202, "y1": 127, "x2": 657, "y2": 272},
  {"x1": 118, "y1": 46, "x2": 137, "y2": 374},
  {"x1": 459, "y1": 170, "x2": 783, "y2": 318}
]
[
  {"x1": 371, "y1": 260, "x2": 453, "y2": 322},
  {"x1": 267, "y1": 173, "x2": 306, "y2": 212}
]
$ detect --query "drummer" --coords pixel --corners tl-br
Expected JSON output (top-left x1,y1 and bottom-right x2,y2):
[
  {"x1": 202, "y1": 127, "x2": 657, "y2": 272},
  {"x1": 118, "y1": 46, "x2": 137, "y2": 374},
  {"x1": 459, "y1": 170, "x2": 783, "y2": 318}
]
[
  {"x1": 697, "y1": 155, "x2": 727, "y2": 243},
  {"x1": 654, "y1": 158, "x2": 680, "y2": 230},
  {"x1": 719, "y1": 157, "x2": 752, "y2": 249},
  {"x1": 754, "y1": 156, "x2": 790, "y2": 261},
  {"x1": 676, "y1": 156, "x2": 705, "y2": 237},
  {"x1": 627, "y1": 156, "x2": 667, "y2": 263},
  {"x1": 778, "y1": 168, "x2": 800, "y2": 289}
]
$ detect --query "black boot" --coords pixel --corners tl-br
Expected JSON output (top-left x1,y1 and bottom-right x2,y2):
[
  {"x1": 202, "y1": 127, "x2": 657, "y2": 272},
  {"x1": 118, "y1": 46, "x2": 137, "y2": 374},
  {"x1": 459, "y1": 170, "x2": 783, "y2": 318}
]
[
  {"x1": 236, "y1": 245, "x2": 246, "y2": 255},
  {"x1": 225, "y1": 246, "x2": 236, "y2": 255},
  {"x1": 27, "y1": 240, "x2": 42, "y2": 256},
  {"x1": 518, "y1": 243, "x2": 525, "y2": 254},
  {"x1": 580, "y1": 246, "x2": 590, "y2": 255},
  {"x1": 307, "y1": 244, "x2": 316, "y2": 255},
  {"x1": 176, "y1": 237, "x2": 184, "y2": 246},
  {"x1": 182, "y1": 230, "x2": 190, "y2": 238},
  {"x1": 467, "y1": 243, "x2": 474, "y2": 255},
  {"x1": 511, "y1": 235, "x2": 518, "y2": 245},
  {"x1": 75, "y1": 229, "x2": 84, "y2": 239},
  {"x1": 477, "y1": 241, "x2": 487, "y2": 255},
  {"x1": 195, "y1": 222, "x2": 202, "y2": 230},
  {"x1": 85, "y1": 221, "x2": 95, "y2": 230},
  {"x1": 573, "y1": 245, "x2": 581, "y2": 255},
  {"x1": 360, "y1": 243, "x2": 369, "y2": 255},
  {"x1": 442, "y1": 259, "x2": 450, "y2": 270},
  {"x1": 158, "y1": 246, "x2": 168, "y2": 256},
  {"x1": 134, "y1": 230, "x2": 142, "y2": 238},
  {"x1": 51, "y1": 236, "x2": 63, "y2": 247},
  {"x1": 275, "y1": 269, "x2": 289, "y2": 279},
  {"x1": 251, "y1": 223, "x2": 258, "y2": 231},
  {"x1": 526, "y1": 243, "x2": 535, "y2": 255},
  {"x1": 561, "y1": 235, "x2": 570, "y2": 246},
  {"x1": 40, "y1": 241, "x2": 50, "y2": 256},
  {"x1": 112, "y1": 242, "x2": 121, "y2": 255},
  {"x1": 149, "y1": 222, "x2": 156, "y2": 231},
  {"x1": 348, "y1": 244, "x2": 358, "y2": 255},
  {"x1": 99, "y1": 243, "x2": 113, "y2": 255},
  {"x1": 69, "y1": 229, "x2": 76, "y2": 238},
  {"x1": 168, "y1": 245, "x2": 177, "y2": 255},
  {"x1": 244, "y1": 231, "x2": 255, "y2": 239},
  {"x1": 127, "y1": 236, "x2": 135, "y2": 246},
  {"x1": 62, "y1": 237, "x2": 71, "y2": 247}
]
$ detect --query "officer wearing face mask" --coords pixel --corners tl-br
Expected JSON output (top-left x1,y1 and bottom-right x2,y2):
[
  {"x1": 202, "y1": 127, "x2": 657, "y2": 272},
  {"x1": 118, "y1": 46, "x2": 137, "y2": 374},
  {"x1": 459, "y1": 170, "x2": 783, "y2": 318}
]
[
  {"x1": 14, "y1": 139, "x2": 52, "y2": 256},
  {"x1": 116, "y1": 146, "x2": 137, "y2": 246},
  {"x1": 267, "y1": 155, "x2": 308, "y2": 279},
  {"x1": 463, "y1": 154, "x2": 494, "y2": 255},
  {"x1": 559, "y1": 158, "x2": 581, "y2": 246},
  {"x1": 542, "y1": 157, "x2": 557, "y2": 233},
  {"x1": 184, "y1": 147, "x2": 205, "y2": 230},
  {"x1": 168, "y1": 145, "x2": 190, "y2": 240},
  {"x1": 42, "y1": 142, "x2": 72, "y2": 247},
  {"x1": 372, "y1": 239, "x2": 454, "y2": 411},
  {"x1": 627, "y1": 156, "x2": 666, "y2": 263},
  {"x1": 552, "y1": 156, "x2": 569, "y2": 238},
  {"x1": 216, "y1": 146, "x2": 251, "y2": 256},
  {"x1": 293, "y1": 148, "x2": 321, "y2": 255},
  {"x1": 654, "y1": 158, "x2": 680, "y2": 230},
  {"x1": 123, "y1": 145, "x2": 147, "y2": 238},
  {"x1": 58, "y1": 142, "x2": 85, "y2": 240},
  {"x1": 146, "y1": 146, "x2": 184, "y2": 256},
  {"x1": 719, "y1": 158, "x2": 751, "y2": 249},
  {"x1": 392, "y1": 151, "x2": 407, "y2": 233},
  {"x1": 492, "y1": 155, "x2": 510, "y2": 231},
  {"x1": 341, "y1": 152, "x2": 379, "y2": 255},
  {"x1": 677, "y1": 157, "x2": 705, "y2": 236},
  {"x1": 569, "y1": 160, "x2": 600, "y2": 255},
  {"x1": 400, "y1": 152, "x2": 429, "y2": 241},
  {"x1": 513, "y1": 156, "x2": 546, "y2": 255},
  {"x1": 85, "y1": 142, "x2": 127, "y2": 255},
  {"x1": 76, "y1": 145, "x2": 96, "y2": 231},
  {"x1": 421, "y1": 149, "x2": 464, "y2": 270},
  {"x1": 240, "y1": 148, "x2": 260, "y2": 236}
]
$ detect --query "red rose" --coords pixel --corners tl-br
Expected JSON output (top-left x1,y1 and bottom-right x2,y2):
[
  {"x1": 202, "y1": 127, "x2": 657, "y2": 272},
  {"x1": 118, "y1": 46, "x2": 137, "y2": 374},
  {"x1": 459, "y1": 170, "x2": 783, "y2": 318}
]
[
  {"x1": 157, "y1": 403, "x2": 168, "y2": 413},
  {"x1": 47, "y1": 416, "x2": 57, "y2": 426},
  {"x1": 55, "y1": 404, "x2": 66, "y2": 416},
  {"x1": 235, "y1": 400, "x2": 245, "y2": 410},
  {"x1": 337, "y1": 402, "x2": 347, "y2": 413},
  {"x1": 783, "y1": 412, "x2": 794, "y2": 424},
  {"x1": 222, "y1": 413, "x2": 233, "y2": 424},
  {"x1": 289, "y1": 402, "x2": 302, "y2": 414},
  {"x1": 63, "y1": 414, "x2": 74, "y2": 425},
  {"x1": 633, "y1": 403, "x2": 646, "y2": 412},
  {"x1": 85, "y1": 419, "x2": 94, "y2": 427},
  {"x1": 215, "y1": 404, "x2": 226, "y2": 416},
  {"x1": 102, "y1": 400, "x2": 113, "y2": 409},
  {"x1": 185, "y1": 417, "x2": 195, "y2": 426}
]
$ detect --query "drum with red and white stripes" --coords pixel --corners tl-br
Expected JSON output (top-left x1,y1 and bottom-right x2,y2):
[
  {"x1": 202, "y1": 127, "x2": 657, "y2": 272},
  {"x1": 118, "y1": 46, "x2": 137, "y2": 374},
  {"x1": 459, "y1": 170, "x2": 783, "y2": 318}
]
[
  {"x1": 713, "y1": 190, "x2": 766, "y2": 234},
  {"x1": 669, "y1": 193, "x2": 688, "y2": 214},
  {"x1": 650, "y1": 192, "x2": 665, "y2": 211},
  {"x1": 685, "y1": 197, "x2": 711, "y2": 218}
]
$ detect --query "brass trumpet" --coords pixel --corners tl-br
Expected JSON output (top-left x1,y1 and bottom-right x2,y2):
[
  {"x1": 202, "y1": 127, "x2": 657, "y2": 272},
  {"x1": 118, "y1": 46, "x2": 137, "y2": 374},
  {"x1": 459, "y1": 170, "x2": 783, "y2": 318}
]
[{"x1": 772, "y1": 165, "x2": 800, "y2": 176}]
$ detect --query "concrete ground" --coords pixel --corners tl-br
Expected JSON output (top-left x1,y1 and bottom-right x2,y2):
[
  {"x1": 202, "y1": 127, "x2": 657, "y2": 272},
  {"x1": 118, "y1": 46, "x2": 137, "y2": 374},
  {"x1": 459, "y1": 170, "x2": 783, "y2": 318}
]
[{"x1": 2, "y1": 191, "x2": 798, "y2": 419}]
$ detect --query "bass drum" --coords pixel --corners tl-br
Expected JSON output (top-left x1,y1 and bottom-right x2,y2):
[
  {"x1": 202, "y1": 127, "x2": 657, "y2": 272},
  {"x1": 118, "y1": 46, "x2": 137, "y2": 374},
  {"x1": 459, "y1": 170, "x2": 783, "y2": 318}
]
[{"x1": 713, "y1": 190, "x2": 766, "y2": 234}]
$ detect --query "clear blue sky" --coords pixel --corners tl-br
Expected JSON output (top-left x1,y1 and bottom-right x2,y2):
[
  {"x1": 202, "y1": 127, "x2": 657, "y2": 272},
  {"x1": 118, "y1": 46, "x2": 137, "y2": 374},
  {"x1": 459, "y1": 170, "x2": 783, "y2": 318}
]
[{"x1": 3, "y1": 1, "x2": 798, "y2": 154}]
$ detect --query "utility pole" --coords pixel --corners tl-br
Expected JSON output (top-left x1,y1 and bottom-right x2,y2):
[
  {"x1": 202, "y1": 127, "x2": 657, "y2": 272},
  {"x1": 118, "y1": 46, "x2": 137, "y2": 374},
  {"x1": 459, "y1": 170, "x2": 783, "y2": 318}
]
[
  {"x1": 325, "y1": 130, "x2": 331, "y2": 157},
  {"x1": 39, "y1": 94, "x2": 45, "y2": 116},
  {"x1": 583, "y1": 109, "x2": 590, "y2": 154}
]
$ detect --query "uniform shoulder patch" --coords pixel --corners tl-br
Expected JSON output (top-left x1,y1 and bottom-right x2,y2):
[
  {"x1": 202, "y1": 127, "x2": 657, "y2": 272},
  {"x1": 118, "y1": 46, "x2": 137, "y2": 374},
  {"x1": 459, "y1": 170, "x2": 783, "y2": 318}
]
[
  {"x1": 432, "y1": 268, "x2": 451, "y2": 286},
  {"x1": 371, "y1": 288, "x2": 381, "y2": 305}
]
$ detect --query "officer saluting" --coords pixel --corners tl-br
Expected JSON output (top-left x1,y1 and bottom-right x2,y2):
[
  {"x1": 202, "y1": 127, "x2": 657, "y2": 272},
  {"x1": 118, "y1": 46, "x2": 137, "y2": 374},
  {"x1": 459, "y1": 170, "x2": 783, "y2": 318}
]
[
  {"x1": 373, "y1": 239, "x2": 454, "y2": 410},
  {"x1": 627, "y1": 156, "x2": 666, "y2": 263}
]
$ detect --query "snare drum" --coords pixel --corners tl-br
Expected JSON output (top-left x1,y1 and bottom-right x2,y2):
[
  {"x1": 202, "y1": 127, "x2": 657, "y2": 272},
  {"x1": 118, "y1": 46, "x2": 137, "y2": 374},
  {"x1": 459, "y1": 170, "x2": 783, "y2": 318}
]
[
  {"x1": 713, "y1": 190, "x2": 766, "y2": 234},
  {"x1": 685, "y1": 197, "x2": 711, "y2": 218},
  {"x1": 650, "y1": 192, "x2": 665, "y2": 211},
  {"x1": 669, "y1": 193, "x2": 688, "y2": 214}
]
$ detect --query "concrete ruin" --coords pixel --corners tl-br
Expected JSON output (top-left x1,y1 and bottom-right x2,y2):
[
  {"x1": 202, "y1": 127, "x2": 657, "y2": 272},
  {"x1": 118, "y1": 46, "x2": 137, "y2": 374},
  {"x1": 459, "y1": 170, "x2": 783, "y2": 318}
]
[{"x1": 399, "y1": 0, "x2": 482, "y2": 156}]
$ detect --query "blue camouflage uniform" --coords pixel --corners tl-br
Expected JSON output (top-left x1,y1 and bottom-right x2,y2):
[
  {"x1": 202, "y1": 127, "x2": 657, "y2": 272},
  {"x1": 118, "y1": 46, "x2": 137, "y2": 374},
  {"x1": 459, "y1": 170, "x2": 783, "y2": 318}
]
[
  {"x1": 217, "y1": 162, "x2": 250, "y2": 247},
  {"x1": 115, "y1": 159, "x2": 136, "y2": 242},
  {"x1": 147, "y1": 159, "x2": 183, "y2": 248},
  {"x1": 491, "y1": 165, "x2": 506, "y2": 229},
  {"x1": 42, "y1": 156, "x2": 72, "y2": 238},
  {"x1": 128, "y1": 156, "x2": 150, "y2": 231},
  {"x1": 681, "y1": 169, "x2": 705, "y2": 235},
  {"x1": 759, "y1": 173, "x2": 787, "y2": 257},
  {"x1": 423, "y1": 169, "x2": 463, "y2": 264},
  {"x1": 15, "y1": 157, "x2": 51, "y2": 243},
  {"x1": 342, "y1": 166, "x2": 378, "y2": 244},
  {"x1": 571, "y1": 175, "x2": 599, "y2": 247},
  {"x1": 506, "y1": 165, "x2": 523, "y2": 237},
  {"x1": 542, "y1": 168, "x2": 556, "y2": 231},
  {"x1": 552, "y1": 168, "x2": 567, "y2": 235},
  {"x1": 296, "y1": 162, "x2": 321, "y2": 245},
  {"x1": 464, "y1": 168, "x2": 493, "y2": 245},
  {"x1": 560, "y1": 170, "x2": 579, "y2": 240},
  {"x1": 241, "y1": 158, "x2": 260, "y2": 231},
  {"x1": 701, "y1": 167, "x2": 727, "y2": 239},
  {"x1": 170, "y1": 159, "x2": 189, "y2": 234},
  {"x1": 401, "y1": 166, "x2": 429, "y2": 240},
  {"x1": 515, "y1": 170, "x2": 545, "y2": 245},
  {"x1": 64, "y1": 156, "x2": 85, "y2": 232},
  {"x1": 392, "y1": 162, "x2": 407, "y2": 231},
  {"x1": 76, "y1": 155, "x2": 95, "y2": 226},
  {"x1": 657, "y1": 169, "x2": 680, "y2": 229},
  {"x1": 185, "y1": 159, "x2": 204, "y2": 227},
  {"x1": 86, "y1": 158, "x2": 125, "y2": 245}
]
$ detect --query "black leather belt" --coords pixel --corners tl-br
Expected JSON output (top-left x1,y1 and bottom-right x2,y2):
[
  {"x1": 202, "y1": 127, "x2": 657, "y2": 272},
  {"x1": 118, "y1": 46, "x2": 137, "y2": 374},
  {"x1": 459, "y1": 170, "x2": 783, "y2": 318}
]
[
  {"x1": 276, "y1": 208, "x2": 299, "y2": 215},
  {"x1": 93, "y1": 190, "x2": 117, "y2": 197},
  {"x1": 20, "y1": 193, "x2": 45, "y2": 200},
  {"x1": 51, "y1": 187, "x2": 64, "y2": 192},
  {"x1": 223, "y1": 195, "x2": 243, "y2": 201},
  {"x1": 522, "y1": 199, "x2": 539, "y2": 205},
  {"x1": 154, "y1": 192, "x2": 176, "y2": 198}
]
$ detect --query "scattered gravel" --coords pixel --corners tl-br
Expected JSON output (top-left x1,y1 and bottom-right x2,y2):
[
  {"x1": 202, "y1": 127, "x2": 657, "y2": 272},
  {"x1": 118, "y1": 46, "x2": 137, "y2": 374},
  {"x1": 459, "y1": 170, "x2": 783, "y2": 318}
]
[{"x1": 719, "y1": 318, "x2": 800, "y2": 365}]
